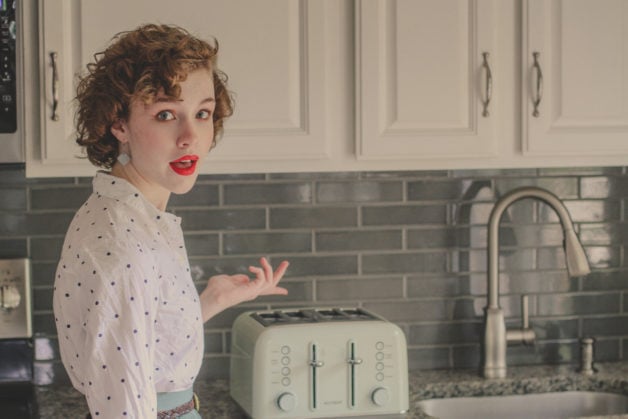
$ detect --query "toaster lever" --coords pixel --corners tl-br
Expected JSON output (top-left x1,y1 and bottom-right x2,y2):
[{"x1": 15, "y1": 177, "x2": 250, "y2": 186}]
[
  {"x1": 347, "y1": 358, "x2": 363, "y2": 365},
  {"x1": 309, "y1": 360, "x2": 324, "y2": 368}
]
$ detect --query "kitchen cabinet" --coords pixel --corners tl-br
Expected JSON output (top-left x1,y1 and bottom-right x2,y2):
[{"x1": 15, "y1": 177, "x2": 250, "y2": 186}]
[
  {"x1": 356, "y1": 0, "x2": 628, "y2": 168},
  {"x1": 522, "y1": 0, "x2": 628, "y2": 156},
  {"x1": 23, "y1": 0, "x2": 628, "y2": 177},
  {"x1": 24, "y1": 0, "x2": 350, "y2": 177},
  {"x1": 356, "y1": 0, "x2": 499, "y2": 160}
]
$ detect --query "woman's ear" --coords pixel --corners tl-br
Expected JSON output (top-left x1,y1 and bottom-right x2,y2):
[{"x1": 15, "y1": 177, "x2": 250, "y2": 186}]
[{"x1": 110, "y1": 119, "x2": 128, "y2": 143}]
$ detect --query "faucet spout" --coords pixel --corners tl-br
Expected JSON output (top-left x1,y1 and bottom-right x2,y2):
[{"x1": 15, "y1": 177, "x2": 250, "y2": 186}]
[{"x1": 482, "y1": 186, "x2": 591, "y2": 378}]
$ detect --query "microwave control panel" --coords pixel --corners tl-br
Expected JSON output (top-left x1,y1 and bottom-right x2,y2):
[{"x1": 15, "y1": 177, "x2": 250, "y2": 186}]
[{"x1": 0, "y1": 0, "x2": 15, "y2": 133}]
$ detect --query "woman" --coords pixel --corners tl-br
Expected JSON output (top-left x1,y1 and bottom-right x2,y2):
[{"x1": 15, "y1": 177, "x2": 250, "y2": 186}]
[{"x1": 53, "y1": 24, "x2": 289, "y2": 418}]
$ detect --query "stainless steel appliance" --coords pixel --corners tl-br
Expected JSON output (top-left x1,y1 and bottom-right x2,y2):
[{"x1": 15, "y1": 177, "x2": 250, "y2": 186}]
[
  {"x1": 0, "y1": 258, "x2": 37, "y2": 418},
  {"x1": 0, "y1": 0, "x2": 22, "y2": 162},
  {"x1": 230, "y1": 307, "x2": 409, "y2": 419}
]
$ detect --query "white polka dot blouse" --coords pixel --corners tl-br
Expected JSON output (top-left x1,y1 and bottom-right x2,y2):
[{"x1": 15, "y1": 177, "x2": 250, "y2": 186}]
[{"x1": 53, "y1": 172, "x2": 204, "y2": 418}]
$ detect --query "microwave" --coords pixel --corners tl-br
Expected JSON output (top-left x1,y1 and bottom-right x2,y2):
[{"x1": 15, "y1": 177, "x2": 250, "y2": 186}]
[{"x1": 0, "y1": 0, "x2": 21, "y2": 163}]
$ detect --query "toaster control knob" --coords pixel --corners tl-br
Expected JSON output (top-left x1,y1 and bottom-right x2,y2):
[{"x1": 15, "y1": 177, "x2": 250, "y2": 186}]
[
  {"x1": 277, "y1": 392, "x2": 296, "y2": 412},
  {"x1": 371, "y1": 387, "x2": 390, "y2": 406}
]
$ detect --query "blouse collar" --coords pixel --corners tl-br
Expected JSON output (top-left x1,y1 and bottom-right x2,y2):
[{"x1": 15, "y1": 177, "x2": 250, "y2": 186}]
[{"x1": 92, "y1": 171, "x2": 181, "y2": 227}]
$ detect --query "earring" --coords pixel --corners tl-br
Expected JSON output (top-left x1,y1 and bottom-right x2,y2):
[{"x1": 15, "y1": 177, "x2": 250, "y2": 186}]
[{"x1": 117, "y1": 153, "x2": 131, "y2": 166}]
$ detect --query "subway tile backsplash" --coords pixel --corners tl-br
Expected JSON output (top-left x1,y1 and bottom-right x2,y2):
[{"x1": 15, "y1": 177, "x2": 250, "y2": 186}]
[{"x1": 1, "y1": 164, "x2": 628, "y2": 384}]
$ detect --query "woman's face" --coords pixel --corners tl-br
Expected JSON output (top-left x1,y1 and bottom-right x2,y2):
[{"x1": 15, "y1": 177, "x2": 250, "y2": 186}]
[{"x1": 112, "y1": 69, "x2": 216, "y2": 205}]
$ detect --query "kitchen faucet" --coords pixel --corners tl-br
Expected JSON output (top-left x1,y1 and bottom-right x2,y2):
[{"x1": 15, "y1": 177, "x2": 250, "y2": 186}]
[{"x1": 482, "y1": 187, "x2": 590, "y2": 378}]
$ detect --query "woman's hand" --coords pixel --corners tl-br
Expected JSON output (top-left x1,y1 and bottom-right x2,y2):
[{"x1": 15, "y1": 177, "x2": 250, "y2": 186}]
[{"x1": 200, "y1": 257, "x2": 289, "y2": 323}]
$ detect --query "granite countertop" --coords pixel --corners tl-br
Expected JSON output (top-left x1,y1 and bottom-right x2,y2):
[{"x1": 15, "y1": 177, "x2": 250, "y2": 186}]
[{"x1": 35, "y1": 361, "x2": 628, "y2": 418}]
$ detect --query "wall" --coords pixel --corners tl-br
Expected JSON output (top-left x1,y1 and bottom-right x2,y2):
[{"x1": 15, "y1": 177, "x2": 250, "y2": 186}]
[{"x1": 1, "y1": 164, "x2": 627, "y2": 385}]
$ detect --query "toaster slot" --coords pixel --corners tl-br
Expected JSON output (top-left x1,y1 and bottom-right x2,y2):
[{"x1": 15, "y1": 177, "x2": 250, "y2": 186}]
[
  {"x1": 308, "y1": 342, "x2": 324, "y2": 410},
  {"x1": 347, "y1": 340, "x2": 363, "y2": 408}
]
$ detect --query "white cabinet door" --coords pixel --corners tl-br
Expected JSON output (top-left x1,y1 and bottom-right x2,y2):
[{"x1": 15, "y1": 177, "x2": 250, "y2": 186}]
[
  {"x1": 27, "y1": 0, "x2": 344, "y2": 177},
  {"x1": 356, "y1": 0, "x2": 498, "y2": 160},
  {"x1": 523, "y1": 0, "x2": 628, "y2": 156}
]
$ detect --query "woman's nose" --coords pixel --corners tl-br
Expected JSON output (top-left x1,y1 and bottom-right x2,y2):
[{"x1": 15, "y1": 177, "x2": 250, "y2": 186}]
[{"x1": 177, "y1": 119, "x2": 198, "y2": 148}]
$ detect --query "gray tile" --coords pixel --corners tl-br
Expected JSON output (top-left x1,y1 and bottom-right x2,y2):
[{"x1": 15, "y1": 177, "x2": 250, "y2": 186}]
[
  {"x1": 316, "y1": 277, "x2": 403, "y2": 301},
  {"x1": 467, "y1": 271, "x2": 575, "y2": 295},
  {"x1": 179, "y1": 208, "x2": 265, "y2": 231},
  {"x1": 362, "y1": 170, "x2": 448, "y2": 180},
  {"x1": 580, "y1": 177, "x2": 612, "y2": 198},
  {"x1": 583, "y1": 246, "x2": 621, "y2": 269},
  {"x1": 578, "y1": 223, "x2": 622, "y2": 245},
  {"x1": 408, "y1": 322, "x2": 482, "y2": 345},
  {"x1": 270, "y1": 172, "x2": 361, "y2": 181},
  {"x1": 362, "y1": 204, "x2": 446, "y2": 226},
  {"x1": 31, "y1": 262, "x2": 57, "y2": 287},
  {"x1": 581, "y1": 271, "x2": 628, "y2": 291},
  {"x1": 538, "y1": 167, "x2": 622, "y2": 176},
  {"x1": 452, "y1": 168, "x2": 537, "y2": 178},
  {"x1": 499, "y1": 224, "x2": 564, "y2": 247},
  {"x1": 270, "y1": 207, "x2": 357, "y2": 229},
  {"x1": 407, "y1": 227, "x2": 462, "y2": 249},
  {"x1": 408, "y1": 179, "x2": 491, "y2": 201},
  {"x1": 30, "y1": 187, "x2": 91, "y2": 210},
  {"x1": 273, "y1": 255, "x2": 358, "y2": 277},
  {"x1": 583, "y1": 316, "x2": 628, "y2": 336},
  {"x1": 33, "y1": 312, "x2": 56, "y2": 335},
  {"x1": 0, "y1": 188, "x2": 26, "y2": 210},
  {"x1": 363, "y1": 300, "x2": 456, "y2": 322},
  {"x1": 224, "y1": 232, "x2": 311, "y2": 255},
  {"x1": 197, "y1": 355, "x2": 230, "y2": 379},
  {"x1": 495, "y1": 177, "x2": 578, "y2": 199},
  {"x1": 184, "y1": 234, "x2": 220, "y2": 257},
  {"x1": 541, "y1": 200, "x2": 621, "y2": 223},
  {"x1": 362, "y1": 252, "x2": 447, "y2": 274},
  {"x1": 408, "y1": 347, "x2": 451, "y2": 370},
  {"x1": 224, "y1": 183, "x2": 312, "y2": 205},
  {"x1": 168, "y1": 185, "x2": 219, "y2": 207},
  {"x1": 0, "y1": 238, "x2": 27, "y2": 258},
  {"x1": 317, "y1": 181, "x2": 402, "y2": 203},
  {"x1": 531, "y1": 319, "x2": 579, "y2": 340},
  {"x1": 30, "y1": 237, "x2": 64, "y2": 261},
  {"x1": 196, "y1": 173, "x2": 265, "y2": 182},
  {"x1": 204, "y1": 331, "x2": 224, "y2": 353},
  {"x1": 538, "y1": 293, "x2": 620, "y2": 316},
  {"x1": 452, "y1": 202, "x2": 494, "y2": 225},
  {"x1": 407, "y1": 275, "x2": 473, "y2": 298},
  {"x1": 452, "y1": 344, "x2": 480, "y2": 368},
  {"x1": 33, "y1": 287, "x2": 53, "y2": 311},
  {"x1": 315, "y1": 230, "x2": 402, "y2": 251},
  {"x1": 507, "y1": 341, "x2": 579, "y2": 365},
  {"x1": 18, "y1": 213, "x2": 75, "y2": 236},
  {"x1": 592, "y1": 338, "x2": 620, "y2": 362}
]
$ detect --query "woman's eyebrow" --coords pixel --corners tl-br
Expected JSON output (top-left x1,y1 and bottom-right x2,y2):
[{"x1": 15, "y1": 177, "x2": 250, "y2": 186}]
[{"x1": 152, "y1": 97, "x2": 215, "y2": 104}]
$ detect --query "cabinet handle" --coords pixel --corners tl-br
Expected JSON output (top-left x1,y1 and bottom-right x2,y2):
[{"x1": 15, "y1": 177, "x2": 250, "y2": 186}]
[
  {"x1": 531, "y1": 52, "x2": 543, "y2": 118},
  {"x1": 50, "y1": 52, "x2": 60, "y2": 121},
  {"x1": 481, "y1": 52, "x2": 492, "y2": 117}
]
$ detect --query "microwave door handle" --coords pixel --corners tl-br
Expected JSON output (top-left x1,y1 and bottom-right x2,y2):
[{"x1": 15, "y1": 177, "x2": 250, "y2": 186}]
[{"x1": 50, "y1": 52, "x2": 59, "y2": 121}]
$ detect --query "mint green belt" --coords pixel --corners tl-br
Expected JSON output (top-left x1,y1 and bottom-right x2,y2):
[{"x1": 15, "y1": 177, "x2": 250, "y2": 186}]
[{"x1": 157, "y1": 388, "x2": 201, "y2": 418}]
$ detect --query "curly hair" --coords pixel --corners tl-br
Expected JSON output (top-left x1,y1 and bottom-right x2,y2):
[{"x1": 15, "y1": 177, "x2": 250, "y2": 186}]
[{"x1": 75, "y1": 24, "x2": 234, "y2": 168}]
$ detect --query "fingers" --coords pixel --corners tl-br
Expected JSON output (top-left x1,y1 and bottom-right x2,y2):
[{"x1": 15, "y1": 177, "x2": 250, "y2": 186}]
[{"x1": 248, "y1": 258, "x2": 290, "y2": 291}]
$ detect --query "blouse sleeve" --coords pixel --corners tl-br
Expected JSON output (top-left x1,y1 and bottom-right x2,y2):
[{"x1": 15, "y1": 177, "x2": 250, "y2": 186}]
[{"x1": 79, "y1": 241, "x2": 161, "y2": 418}]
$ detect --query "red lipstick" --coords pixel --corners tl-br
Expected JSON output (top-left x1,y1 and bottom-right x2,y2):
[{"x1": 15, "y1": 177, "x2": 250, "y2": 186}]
[{"x1": 169, "y1": 154, "x2": 199, "y2": 176}]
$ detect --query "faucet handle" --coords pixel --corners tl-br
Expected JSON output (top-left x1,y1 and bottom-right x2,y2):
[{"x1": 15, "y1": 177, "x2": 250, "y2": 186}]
[
  {"x1": 506, "y1": 294, "x2": 536, "y2": 345},
  {"x1": 522, "y1": 295, "x2": 530, "y2": 329}
]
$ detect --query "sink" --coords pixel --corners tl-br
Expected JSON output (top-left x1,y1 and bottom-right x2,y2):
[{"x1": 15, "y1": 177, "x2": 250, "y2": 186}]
[{"x1": 417, "y1": 391, "x2": 628, "y2": 419}]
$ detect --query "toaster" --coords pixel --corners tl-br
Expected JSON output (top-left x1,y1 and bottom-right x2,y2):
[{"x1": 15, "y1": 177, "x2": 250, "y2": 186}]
[{"x1": 229, "y1": 307, "x2": 409, "y2": 419}]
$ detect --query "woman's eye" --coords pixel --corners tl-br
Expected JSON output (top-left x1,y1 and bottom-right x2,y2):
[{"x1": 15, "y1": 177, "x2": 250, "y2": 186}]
[
  {"x1": 156, "y1": 111, "x2": 175, "y2": 121},
  {"x1": 196, "y1": 110, "x2": 211, "y2": 119}
]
